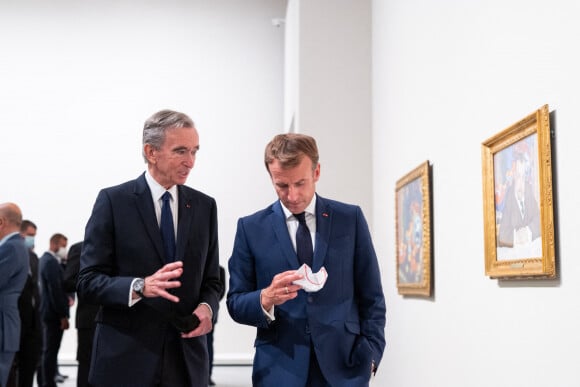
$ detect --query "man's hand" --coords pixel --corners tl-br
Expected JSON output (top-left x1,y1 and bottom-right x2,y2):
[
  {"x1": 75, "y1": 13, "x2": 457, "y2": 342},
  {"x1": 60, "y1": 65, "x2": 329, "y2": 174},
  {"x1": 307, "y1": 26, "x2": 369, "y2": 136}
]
[
  {"x1": 141, "y1": 261, "x2": 184, "y2": 303},
  {"x1": 260, "y1": 270, "x2": 303, "y2": 311},
  {"x1": 180, "y1": 304, "x2": 213, "y2": 339}
]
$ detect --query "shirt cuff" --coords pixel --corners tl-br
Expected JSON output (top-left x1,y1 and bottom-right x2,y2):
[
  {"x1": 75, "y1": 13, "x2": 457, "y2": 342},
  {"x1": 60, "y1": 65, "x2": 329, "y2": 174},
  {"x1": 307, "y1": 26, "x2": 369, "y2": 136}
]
[
  {"x1": 260, "y1": 290, "x2": 276, "y2": 322},
  {"x1": 199, "y1": 302, "x2": 213, "y2": 319}
]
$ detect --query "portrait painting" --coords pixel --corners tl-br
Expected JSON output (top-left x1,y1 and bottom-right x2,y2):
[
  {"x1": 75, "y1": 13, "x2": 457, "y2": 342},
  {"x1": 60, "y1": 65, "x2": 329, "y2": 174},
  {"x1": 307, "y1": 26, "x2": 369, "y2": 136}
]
[
  {"x1": 481, "y1": 104, "x2": 556, "y2": 278},
  {"x1": 493, "y1": 134, "x2": 542, "y2": 260},
  {"x1": 396, "y1": 161, "x2": 431, "y2": 296}
]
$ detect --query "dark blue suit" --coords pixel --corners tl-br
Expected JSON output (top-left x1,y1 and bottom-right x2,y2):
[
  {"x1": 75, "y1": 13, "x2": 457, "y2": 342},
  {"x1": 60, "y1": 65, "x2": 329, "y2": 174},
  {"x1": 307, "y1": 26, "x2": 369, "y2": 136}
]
[
  {"x1": 227, "y1": 195, "x2": 386, "y2": 387},
  {"x1": 0, "y1": 233, "x2": 29, "y2": 387},
  {"x1": 77, "y1": 173, "x2": 222, "y2": 387},
  {"x1": 39, "y1": 251, "x2": 69, "y2": 387}
]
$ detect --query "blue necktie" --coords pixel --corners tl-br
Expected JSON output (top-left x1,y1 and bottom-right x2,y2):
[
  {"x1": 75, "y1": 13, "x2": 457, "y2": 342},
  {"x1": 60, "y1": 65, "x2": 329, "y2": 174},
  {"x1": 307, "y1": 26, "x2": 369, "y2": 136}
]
[
  {"x1": 161, "y1": 191, "x2": 176, "y2": 263},
  {"x1": 294, "y1": 212, "x2": 313, "y2": 267}
]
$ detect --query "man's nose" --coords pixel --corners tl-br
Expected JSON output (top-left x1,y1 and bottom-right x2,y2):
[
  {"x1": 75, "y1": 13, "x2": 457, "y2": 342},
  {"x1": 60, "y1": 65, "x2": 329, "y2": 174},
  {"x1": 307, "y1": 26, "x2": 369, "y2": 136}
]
[
  {"x1": 287, "y1": 186, "x2": 299, "y2": 201},
  {"x1": 183, "y1": 153, "x2": 195, "y2": 167}
]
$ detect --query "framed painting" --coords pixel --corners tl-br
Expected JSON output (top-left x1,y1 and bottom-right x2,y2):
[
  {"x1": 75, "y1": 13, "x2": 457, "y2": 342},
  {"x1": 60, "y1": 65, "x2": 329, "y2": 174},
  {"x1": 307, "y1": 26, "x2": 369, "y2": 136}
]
[
  {"x1": 396, "y1": 161, "x2": 432, "y2": 296},
  {"x1": 481, "y1": 104, "x2": 556, "y2": 278}
]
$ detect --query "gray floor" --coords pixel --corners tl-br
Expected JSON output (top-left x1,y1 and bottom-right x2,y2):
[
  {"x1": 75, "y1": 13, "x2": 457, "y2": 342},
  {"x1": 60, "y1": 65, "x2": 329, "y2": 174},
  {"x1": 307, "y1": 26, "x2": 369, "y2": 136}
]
[{"x1": 57, "y1": 364, "x2": 253, "y2": 387}]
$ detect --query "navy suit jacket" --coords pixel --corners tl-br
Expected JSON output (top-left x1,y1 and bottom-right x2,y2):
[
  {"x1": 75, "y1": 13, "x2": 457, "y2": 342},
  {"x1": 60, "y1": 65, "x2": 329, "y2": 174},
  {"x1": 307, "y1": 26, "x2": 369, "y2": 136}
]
[
  {"x1": 39, "y1": 251, "x2": 69, "y2": 322},
  {"x1": 227, "y1": 195, "x2": 386, "y2": 387},
  {"x1": 0, "y1": 233, "x2": 28, "y2": 382},
  {"x1": 77, "y1": 173, "x2": 222, "y2": 387}
]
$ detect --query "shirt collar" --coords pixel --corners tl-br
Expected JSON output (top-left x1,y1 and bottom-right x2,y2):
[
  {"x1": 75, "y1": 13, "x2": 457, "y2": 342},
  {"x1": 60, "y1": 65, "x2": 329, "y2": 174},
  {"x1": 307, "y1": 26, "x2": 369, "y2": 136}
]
[
  {"x1": 281, "y1": 195, "x2": 317, "y2": 220},
  {"x1": 145, "y1": 170, "x2": 178, "y2": 201}
]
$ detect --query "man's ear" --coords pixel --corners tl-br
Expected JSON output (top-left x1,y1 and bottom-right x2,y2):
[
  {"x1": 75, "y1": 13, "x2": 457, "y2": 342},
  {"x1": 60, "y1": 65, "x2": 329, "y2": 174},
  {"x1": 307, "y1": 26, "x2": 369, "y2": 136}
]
[{"x1": 144, "y1": 144, "x2": 156, "y2": 164}]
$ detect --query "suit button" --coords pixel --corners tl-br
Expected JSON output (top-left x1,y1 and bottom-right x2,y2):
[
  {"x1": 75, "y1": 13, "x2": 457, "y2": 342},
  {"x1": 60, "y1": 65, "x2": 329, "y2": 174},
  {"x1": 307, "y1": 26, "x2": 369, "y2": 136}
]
[{"x1": 307, "y1": 296, "x2": 313, "y2": 303}]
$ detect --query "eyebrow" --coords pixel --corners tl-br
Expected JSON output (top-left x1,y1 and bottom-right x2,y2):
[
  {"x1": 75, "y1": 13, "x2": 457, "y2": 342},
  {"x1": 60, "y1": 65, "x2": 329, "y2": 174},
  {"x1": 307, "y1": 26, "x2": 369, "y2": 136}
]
[{"x1": 172, "y1": 145, "x2": 200, "y2": 152}]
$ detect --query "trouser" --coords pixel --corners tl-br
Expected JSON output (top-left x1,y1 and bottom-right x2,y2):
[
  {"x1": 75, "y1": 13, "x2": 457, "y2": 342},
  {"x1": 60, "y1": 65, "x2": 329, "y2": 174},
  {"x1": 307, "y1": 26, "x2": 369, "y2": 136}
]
[{"x1": 41, "y1": 321, "x2": 63, "y2": 387}]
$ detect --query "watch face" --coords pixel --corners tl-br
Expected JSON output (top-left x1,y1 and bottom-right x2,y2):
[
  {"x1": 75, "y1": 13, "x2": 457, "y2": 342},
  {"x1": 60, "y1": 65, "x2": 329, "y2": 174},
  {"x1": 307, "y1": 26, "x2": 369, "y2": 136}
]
[{"x1": 134, "y1": 279, "x2": 144, "y2": 293}]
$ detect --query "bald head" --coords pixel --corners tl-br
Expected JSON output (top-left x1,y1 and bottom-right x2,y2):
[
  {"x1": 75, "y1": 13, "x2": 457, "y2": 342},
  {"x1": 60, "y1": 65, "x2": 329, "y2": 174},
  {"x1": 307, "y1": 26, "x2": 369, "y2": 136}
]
[{"x1": 0, "y1": 202, "x2": 23, "y2": 239}]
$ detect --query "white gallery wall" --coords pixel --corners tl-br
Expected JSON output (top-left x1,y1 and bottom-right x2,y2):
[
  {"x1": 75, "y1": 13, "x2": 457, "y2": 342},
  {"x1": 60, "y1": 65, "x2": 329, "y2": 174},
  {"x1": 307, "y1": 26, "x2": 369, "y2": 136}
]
[
  {"x1": 285, "y1": 0, "x2": 373, "y2": 220},
  {"x1": 0, "y1": 0, "x2": 287, "y2": 364},
  {"x1": 373, "y1": 0, "x2": 580, "y2": 386}
]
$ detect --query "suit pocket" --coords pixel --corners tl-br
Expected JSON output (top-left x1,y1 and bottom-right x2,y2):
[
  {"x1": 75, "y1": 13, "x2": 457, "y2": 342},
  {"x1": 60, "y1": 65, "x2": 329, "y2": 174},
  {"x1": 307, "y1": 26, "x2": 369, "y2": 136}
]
[{"x1": 345, "y1": 321, "x2": 372, "y2": 368}]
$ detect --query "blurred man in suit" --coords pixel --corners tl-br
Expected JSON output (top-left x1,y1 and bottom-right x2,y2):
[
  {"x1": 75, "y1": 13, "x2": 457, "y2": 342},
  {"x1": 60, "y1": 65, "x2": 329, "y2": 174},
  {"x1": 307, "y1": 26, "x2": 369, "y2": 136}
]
[
  {"x1": 39, "y1": 234, "x2": 69, "y2": 387},
  {"x1": 63, "y1": 242, "x2": 98, "y2": 387},
  {"x1": 77, "y1": 109, "x2": 222, "y2": 386},
  {"x1": 0, "y1": 203, "x2": 29, "y2": 387},
  {"x1": 10, "y1": 220, "x2": 43, "y2": 387}
]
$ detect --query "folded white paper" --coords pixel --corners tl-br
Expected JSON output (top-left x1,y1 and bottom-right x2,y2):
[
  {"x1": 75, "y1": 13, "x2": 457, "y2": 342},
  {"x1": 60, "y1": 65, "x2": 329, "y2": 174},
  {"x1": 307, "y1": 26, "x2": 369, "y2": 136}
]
[{"x1": 292, "y1": 263, "x2": 328, "y2": 292}]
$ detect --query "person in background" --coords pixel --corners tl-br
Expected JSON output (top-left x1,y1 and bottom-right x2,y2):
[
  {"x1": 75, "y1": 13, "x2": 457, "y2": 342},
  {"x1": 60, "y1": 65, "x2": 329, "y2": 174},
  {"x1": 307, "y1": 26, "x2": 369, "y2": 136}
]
[
  {"x1": 227, "y1": 133, "x2": 386, "y2": 387},
  {"x1": 63, "y1": 241, "x2": 98, "y2": 387},
  {"x1": 0, "y1": 203, "x2": 29, "y2": 387},
  {"x1": 39, "y1": 234, "x2": 70, "y2": 387},
  {"x1": 207, "y1": 265, "x2": 226, "y2": 386},
  {"x1": 8, "y1": 220, "x2": 43, "y2": 387},
  {"x1": 77, "y1": 109, "x2": 222, "y2": 387}
]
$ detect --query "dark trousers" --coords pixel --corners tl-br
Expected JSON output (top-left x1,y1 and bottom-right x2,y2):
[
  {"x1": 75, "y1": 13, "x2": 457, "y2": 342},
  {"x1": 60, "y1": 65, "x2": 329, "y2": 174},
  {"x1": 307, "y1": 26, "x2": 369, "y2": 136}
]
[
  {"x1": 307, "y1": 343, "x2": 331, "y2": 387},
  {"x1": 16, "y1": 332, "x2": 42, "y2": 387},
  {"x1": 2, "y1": 352, "x2": 17, "y2": 387},
  {"x1": 207, "y1": 330, "x2": 215, "y2": 379},
  {"x1": 153, "y1": 328, "x2": 190, "y2": 387},
  {"x1": 76, "y1": 327, "x2": 95, "y2": 387},
  {"x1": 41, "y1": 321, "x2": 64, "y2": 387}
]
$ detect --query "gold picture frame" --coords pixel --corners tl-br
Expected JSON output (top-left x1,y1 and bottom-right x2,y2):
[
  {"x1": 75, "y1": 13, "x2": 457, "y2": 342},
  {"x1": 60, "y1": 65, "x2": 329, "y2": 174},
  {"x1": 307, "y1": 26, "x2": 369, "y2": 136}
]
[
  {"x1": 396, "y1": 161, "x2": 432, "y2": 296},
  {"x1": 481, "y1": 104, "x2": 555, "y2": 279}
]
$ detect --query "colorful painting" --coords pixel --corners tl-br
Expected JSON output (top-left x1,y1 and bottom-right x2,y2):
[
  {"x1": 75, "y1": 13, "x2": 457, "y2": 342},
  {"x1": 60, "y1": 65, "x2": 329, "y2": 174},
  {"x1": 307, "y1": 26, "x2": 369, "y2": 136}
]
[{"x1": 396, "y1": 161, "x2": 431, "y2": 296}]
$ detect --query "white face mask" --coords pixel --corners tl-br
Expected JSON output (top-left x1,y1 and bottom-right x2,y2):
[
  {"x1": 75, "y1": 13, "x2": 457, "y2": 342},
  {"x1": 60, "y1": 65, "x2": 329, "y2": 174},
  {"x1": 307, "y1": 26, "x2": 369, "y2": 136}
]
[
  {"x1": 56, "y1": 246, "x2": 67, "y2": 260},
  {"x1": 24, "y1": 235, "x2": 35, "y2": 250}
]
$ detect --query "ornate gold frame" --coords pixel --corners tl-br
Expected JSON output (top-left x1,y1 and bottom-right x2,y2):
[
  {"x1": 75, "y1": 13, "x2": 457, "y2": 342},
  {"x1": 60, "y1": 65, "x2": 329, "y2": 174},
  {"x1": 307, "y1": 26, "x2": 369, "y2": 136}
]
[
  {"x1": 396, "y1": 161, "x2": 432, "y2": 296},
  {"x1": 481, "y1": 104, "x2": 555, "y2": 278}
]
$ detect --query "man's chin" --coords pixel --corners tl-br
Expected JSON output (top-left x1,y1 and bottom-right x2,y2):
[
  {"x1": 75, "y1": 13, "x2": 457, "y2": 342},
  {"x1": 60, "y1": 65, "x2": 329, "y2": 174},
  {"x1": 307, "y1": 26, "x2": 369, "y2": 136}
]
[{"x1": 175, "y1": 175, "x2": 190, "y2": 185}]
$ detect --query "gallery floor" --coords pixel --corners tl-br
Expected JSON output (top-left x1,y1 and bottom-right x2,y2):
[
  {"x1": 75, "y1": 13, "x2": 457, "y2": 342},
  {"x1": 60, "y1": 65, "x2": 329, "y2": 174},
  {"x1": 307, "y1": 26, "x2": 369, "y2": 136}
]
[{"x1": 57, "y1": 364, "x2": 253, "y2": 387}]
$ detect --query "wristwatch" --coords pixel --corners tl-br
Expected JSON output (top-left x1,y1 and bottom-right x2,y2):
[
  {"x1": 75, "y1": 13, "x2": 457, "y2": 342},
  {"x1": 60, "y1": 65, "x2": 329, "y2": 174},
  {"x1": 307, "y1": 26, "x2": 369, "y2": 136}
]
[{"x1": 132, "y1": 278, "x2": 145, "y2": 297}]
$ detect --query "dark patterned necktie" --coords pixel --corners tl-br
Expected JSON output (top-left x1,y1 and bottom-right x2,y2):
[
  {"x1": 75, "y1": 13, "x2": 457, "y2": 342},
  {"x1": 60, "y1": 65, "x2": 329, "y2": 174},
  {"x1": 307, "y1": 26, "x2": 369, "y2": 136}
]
[
  {"x1": 294, "y1": 212, "x2": 313, "y2": 267},
  {"x1": 161, "y1": 191, "x2": 176, "y2": 262}
]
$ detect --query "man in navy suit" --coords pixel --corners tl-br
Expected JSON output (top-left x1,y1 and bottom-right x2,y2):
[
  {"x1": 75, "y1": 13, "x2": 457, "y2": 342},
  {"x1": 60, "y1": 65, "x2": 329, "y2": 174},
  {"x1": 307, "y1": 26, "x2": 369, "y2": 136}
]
[
  {"x1": 227, "y1": 134, "x2": 386, "y2": 387},
  {"x1": 77, "y1": 109, "x2": 222, "y2": 387},
  {"x1": 0, "y1": 203, "x2": 29, "y2": 387},
  {"x1": 39, "y1": 233, "x2": 70, "y2": 387}
]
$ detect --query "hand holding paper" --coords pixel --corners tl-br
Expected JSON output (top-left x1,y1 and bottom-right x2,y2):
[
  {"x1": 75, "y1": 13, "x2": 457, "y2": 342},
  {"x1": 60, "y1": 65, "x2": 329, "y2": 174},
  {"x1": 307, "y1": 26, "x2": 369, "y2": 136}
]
[{"x1": 292, "y1": 263, "x2": 328, "y2": 292}]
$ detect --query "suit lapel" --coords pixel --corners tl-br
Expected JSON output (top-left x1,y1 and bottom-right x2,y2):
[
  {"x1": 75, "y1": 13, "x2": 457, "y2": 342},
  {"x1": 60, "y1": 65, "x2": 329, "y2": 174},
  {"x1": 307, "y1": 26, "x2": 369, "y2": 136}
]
[
  {"x1": 133, "y1": 174, "x2": 165, "y2": 264},
  {"x1": 270, "y1": 201, "x2": 300, "y2": 268},
  {"x1": 313, "y1": 195, "x2": 331, "y2": 271}
]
